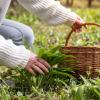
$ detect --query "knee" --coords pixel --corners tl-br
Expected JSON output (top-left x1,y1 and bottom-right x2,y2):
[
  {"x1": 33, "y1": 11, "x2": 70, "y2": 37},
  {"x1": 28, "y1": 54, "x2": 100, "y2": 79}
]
[
  {"x1": 2, "y1": 19, "x2": 35, "y2": 47},
  {"x1": 20, "y1": 25, "x2": 35, "y2": 47},
  {"x1": 0, "y1": 25, "x2": 23, "y2": 46},
  {"x1": 13, "y1": 26, "x2": 35, "y2": 47}
]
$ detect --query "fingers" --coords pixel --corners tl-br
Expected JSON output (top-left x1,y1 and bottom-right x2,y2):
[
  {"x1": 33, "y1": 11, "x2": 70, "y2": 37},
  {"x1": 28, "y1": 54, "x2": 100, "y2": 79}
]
[
  {"x1": 37, "y1": 57, "x2": 50, "y2": 68},
  {"x1": 75, "y1": 28, "x2": 82, "y2": 33},
  {"x1": 77, "y1": 16, "x2": 85, "y2": 24},
  {"x1": 25, "y1": 53, "x2": 50, "y2": 75},
  {"x1": 72, "y1": 16, "x2": 85, "y2": 33},
  {"x1": 72, "y1": 20, "x2": 84, "y2": 33},
  {"x1": 25, "y1": 64, "x2": 45, "y2": 75},
  {"x1": 33, "y1": 60, "x2": 49, "y2": 73},
  {"x1": 26, "y1": 67, "x2": 36, "y2": 75},
  {"x1": 72, "y1": 23, "x2": 82, "y2": 33},
  {"x1": 32, "y1": 65, "x2": 44, "y2": 75}
]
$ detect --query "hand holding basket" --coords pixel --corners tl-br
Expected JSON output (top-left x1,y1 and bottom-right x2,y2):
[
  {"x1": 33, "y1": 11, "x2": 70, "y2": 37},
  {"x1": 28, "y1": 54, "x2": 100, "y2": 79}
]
[{"x1": 60, "y1": 22, "x2": 100, "y2": 77}]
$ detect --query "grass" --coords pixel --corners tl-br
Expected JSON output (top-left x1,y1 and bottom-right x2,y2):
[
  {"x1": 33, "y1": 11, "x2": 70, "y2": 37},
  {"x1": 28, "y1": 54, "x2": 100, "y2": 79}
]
[{"x1": 0, "y1": 5, "x2": 100, "y2": 100}]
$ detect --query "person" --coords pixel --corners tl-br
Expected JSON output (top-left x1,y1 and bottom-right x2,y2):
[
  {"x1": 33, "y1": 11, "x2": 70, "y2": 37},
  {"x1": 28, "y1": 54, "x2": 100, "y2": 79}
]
[{"x1": 0, "y1": 0, "x2": 84, "y2": 75}]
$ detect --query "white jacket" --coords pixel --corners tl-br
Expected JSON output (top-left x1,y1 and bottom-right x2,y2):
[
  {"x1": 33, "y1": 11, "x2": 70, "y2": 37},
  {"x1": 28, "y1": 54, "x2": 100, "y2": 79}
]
[{"x1": 0, "y1": 0, "x2": 77, "y2": 68}]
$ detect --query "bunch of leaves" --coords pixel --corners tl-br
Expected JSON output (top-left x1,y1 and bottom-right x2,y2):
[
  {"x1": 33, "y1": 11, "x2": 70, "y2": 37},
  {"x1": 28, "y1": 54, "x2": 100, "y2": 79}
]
[{"x1": 33, "y1": 45, "x2": 75, "y2": 66}]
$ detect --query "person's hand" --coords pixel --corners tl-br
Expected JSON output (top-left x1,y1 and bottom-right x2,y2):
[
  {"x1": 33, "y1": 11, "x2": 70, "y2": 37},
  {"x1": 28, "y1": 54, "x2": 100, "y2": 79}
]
[
  {"x1": 72, "y1": 16, "x2": 85, "y2": 32},
  {"x1": 25, "y1": 52, "x2": 50, "y2": 75}
]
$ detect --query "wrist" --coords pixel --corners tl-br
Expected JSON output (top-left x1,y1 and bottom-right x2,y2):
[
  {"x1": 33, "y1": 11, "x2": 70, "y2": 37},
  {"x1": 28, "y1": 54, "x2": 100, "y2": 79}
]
[
  {"x1": 18, "y1": 48, "x2": 31, "y2": 68},
  {"x1": 24, "y1": 52, "x2": 38, "y2": 69},
  {"x1": 66, "y1": 12, "x2": 78, "y2": 26}
]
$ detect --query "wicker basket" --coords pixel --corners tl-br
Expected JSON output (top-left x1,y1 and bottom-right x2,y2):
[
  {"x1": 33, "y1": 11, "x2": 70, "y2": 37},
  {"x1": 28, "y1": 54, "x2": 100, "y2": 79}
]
[{"x1": 60, "y1": 23, "x2": 100, "y2": 77}]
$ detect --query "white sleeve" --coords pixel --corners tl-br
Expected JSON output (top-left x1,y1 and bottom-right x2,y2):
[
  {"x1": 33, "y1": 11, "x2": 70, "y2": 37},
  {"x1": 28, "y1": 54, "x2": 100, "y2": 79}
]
[
  {"x1": 17, "y1": 0, "x2": 77, "y2": 26},
  {"x1": 0, "y1": 35, "x2": 30, "y2": 68}
]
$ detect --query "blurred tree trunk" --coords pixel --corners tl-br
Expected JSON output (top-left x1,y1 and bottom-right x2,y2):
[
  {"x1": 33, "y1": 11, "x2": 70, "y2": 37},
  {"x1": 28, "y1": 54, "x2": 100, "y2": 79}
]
[
  {"x1": 10, "y1": 0, "x2": 18, "y2": 16},
  {"x1": 66, "y1": 0, "x2": 74, "y2": 6},
  {"x1": 11, "y1": 0, "x2": 17, "y2": 7},
  {"x1": 88, "y1": 0, "x2": 93, "y2": 7}
]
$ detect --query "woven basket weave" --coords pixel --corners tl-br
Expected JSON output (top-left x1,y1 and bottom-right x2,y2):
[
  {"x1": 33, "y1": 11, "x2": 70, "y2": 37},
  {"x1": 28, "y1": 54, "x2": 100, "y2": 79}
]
[{"x1": 60, "y1": 23, "x2": 100, "y2": 77}]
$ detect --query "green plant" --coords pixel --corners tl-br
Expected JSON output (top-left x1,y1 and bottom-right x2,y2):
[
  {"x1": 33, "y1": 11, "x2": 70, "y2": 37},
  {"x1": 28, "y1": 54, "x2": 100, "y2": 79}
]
[{"x1": 0, "y1": 8, "x2": 100, "y2": 100}]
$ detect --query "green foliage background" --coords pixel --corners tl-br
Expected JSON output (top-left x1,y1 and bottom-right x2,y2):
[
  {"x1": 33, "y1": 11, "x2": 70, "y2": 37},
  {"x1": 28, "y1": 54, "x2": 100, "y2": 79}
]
[{"x1": 0, "y1": 4, "x2": 100, "y2": 100}]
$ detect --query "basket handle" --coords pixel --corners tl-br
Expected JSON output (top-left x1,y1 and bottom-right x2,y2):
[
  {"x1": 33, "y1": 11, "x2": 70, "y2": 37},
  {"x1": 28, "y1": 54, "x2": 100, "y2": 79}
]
[{"x1": 65, "y1": 22, "x2": 100, "y2": 46}]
